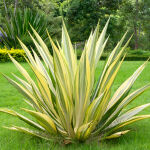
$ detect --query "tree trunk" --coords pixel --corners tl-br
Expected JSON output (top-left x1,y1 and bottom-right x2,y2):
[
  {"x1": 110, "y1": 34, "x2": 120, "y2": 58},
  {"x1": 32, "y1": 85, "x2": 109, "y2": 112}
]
[
  {"x1": 14, "y1": 0, "x2": 18, "y2": 15},
  {"x1": 3, "y1": 0, "x2": 8, "y2": 14},
  {"x1": 3, "y1": 0, "x2": 9, "y2": 19},
  {"x1": 134, "y1": 23, "x2": 138, "y2": 49},
  {"x1": 134, "y1": 0, "x2": 139, "y2": 49}
]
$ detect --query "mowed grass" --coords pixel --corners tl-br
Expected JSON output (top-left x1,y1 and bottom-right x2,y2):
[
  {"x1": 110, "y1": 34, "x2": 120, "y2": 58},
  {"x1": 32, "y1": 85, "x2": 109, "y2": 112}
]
[{"x1": 0, "y1": 61, "x2": 150, "y2": 150}]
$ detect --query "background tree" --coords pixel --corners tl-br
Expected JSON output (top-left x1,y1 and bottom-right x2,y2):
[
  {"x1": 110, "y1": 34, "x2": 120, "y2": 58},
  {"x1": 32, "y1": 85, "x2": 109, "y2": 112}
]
[
  {"x1": 117, "y1": 0, "x2": 150, "y2": 50},
  {"x1": 0, "y1": 0, "x2": 150, "y2": 51}
]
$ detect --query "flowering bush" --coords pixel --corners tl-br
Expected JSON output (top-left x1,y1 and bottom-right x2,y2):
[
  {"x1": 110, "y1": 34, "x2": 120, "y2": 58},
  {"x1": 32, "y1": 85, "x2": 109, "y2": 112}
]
[{"x1": 0, "y1": 47, "x2": 25, "y2": 62}]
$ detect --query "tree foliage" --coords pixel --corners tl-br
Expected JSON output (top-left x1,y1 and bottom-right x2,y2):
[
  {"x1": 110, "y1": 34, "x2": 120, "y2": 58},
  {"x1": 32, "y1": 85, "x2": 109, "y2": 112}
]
[{"x1": 0, "y1": 0, "x2": 150, "y2": 50}]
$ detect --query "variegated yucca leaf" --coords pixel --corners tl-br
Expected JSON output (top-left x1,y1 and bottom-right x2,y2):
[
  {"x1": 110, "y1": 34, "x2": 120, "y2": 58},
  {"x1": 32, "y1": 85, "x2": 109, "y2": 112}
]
[{"x1": 0, "y1": 19, "x2": 150, "y2": 144}]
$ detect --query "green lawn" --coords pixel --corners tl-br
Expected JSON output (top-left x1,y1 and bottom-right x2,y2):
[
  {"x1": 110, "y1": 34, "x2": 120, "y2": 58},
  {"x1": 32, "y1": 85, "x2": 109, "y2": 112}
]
[{"x1": 0, "y1": 61, "x2": 150, "y2": 150}]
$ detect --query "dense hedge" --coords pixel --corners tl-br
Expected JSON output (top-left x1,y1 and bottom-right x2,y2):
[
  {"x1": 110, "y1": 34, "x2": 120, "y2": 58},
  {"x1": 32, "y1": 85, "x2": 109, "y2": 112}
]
[
  {"x1": 100, "y1": 55, "x2": 150, "y2": 61},
  {"x1": 77, "y1": 54, "x2": 149, "y2": 61},
  {"x1": 0, "y1": 48, "x2": 25, "y2": 62},
  {"x1": 0, "y1": 48, "x2": 149, "y2": 62},
  {"x1": 76, "y1": 49, "x2": 150, "y2": 61}
]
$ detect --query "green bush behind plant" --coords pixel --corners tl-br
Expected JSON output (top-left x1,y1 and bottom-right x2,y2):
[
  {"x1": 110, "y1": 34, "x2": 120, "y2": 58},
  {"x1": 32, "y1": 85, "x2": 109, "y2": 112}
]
[
  {"x1": 76, "y1": 48, "x2": 150, "y2": 60},
  {"x1": 0, "y1": 47, "x2": 149, "y2": 63}
]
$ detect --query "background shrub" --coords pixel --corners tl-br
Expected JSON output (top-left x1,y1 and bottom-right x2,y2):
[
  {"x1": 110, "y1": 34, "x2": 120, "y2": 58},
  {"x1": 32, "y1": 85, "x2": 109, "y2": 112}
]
[
  {"x1": 0, "y1": 47, "x2": 25, "y2": 62},
  {"x1": 0, "y1": 8, "x2": 47, "y2": 49}
]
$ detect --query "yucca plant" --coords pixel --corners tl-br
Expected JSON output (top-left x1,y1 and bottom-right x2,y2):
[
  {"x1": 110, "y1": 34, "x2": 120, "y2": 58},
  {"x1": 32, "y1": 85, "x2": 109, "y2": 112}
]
[
  {"x1": 0, "y1": 8, "x2": 47, "y2": 49},
  {"x1": 0, "y1": 19, "x2": 150, "y2": 144}
]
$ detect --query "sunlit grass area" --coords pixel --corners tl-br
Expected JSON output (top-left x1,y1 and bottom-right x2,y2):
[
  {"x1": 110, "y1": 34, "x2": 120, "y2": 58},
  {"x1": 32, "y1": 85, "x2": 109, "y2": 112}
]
[{"x1": 0, "y1": 61, "x2": 150, "y2": 150}]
